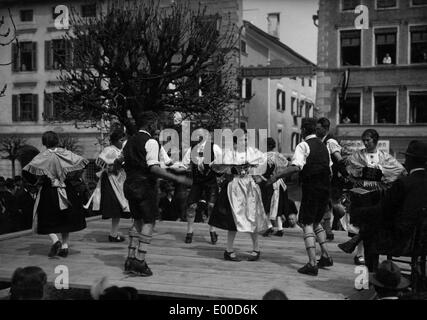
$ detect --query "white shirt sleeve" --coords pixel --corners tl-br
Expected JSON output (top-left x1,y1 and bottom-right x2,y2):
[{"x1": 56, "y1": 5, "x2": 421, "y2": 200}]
[
  {"x1": 182, "y1": 147, "x2": 191, "y2": 169},
  {"x1": 291, "y1": 141, "x2": 310, "y2": 170},
  {"x1": 327, "y1": 138, "x2": 342, "y2": 155},
  {"x1": 159, "y1": 146, "x2": 172, "y2": 165},
  {"x1": 145, "y1": 139, "x2": 160, "y2": 166}
]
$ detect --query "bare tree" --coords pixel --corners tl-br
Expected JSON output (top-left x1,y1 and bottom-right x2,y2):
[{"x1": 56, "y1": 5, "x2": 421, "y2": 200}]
[
  {"x1": 57, "y1": 0, "x2": 242, "y2": 133},
  {"x1": 0, "y1": 8, "x2": 18, "y2": 97},
  {"x1": 58, "y1": 133, "x2": 82, "y2": 155},
  {"x1": 0, "y1": 136, "x2": 26, "y2": 178}
]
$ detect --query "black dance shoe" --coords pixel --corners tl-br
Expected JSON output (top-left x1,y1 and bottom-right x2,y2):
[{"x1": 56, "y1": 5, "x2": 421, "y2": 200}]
[
  {"x1": 298, "y1": 263, "x2": 318, "y2": 276},
  {"x1": 317, "y1": 256, "x2": 333, "y2": 268},
  {"x1": 326, "y1": 233, "x2": 335, "y2": 241},
  {"x1": 337, "y1": 234, "x2": 361, "y2": 254},
  {"x1": 247, "y1": 251, "x2": 260, "y2": 261},
  {"x1": 48, "y1": 241, "x2": 62, "y2": 257},
  {"x1": 124, "y1": 257, "x2": 133, "y2": 273},
  {"x1": 58, "y1": 248, "x2": 69, "y2": 258},
  {"x1": 354, "y1": 255, "x2": 365, "y2": 265},
  {"x1": 210, "y1": 232, "x2": 218, "y2": 244},
  {"x1": 273, "y1": 230, "x2": 284, "y2": 237},
  {"x1": 127, "y1": 259, "x2": 153, "y2": 277},
  {"x1": 109, "y1": 235, "x2": 125, "y2": 242},
  {"x1": 185, "y1": 233, "x2": 193, "y2": 244},
  {"x1": 224, "y1": 251, "x2": 241, "y2": 262}
]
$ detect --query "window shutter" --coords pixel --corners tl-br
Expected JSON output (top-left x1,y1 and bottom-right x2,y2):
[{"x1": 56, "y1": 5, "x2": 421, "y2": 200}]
[
  {"x1": 245, "y1": 79, "x2": 252, "y2": 99},
  {"x1": 12, "y1": 43, "x2": 19, "y2": 72},
  {"x1": 45, "y1": 41, "x2": 52, "y2": 70},
  {"x1": 32, "y1": 42, "x2": 37, "y2": 71},
  {"x1": 12, "y1": 95, "x2": 19, "y2": 122},
  {"x1": 32, "y1": 94, "x2": 38, "y2": 122},
  {"x1": 281, "y1": 91, "x2": 286, "y2": 111},
  {"x1": 44, "y1": 92, "x2": 53, "y2": 120}
]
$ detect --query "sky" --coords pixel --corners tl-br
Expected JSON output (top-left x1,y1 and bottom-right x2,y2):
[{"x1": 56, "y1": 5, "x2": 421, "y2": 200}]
[{"x1": 242, "y1": 0, "x2": 319, "y2": 63}]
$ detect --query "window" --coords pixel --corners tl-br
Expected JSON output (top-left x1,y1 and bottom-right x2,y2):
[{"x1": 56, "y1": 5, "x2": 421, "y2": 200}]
[
  {"x1": 374, "y1": 92, "x2": 397, "y2": 124},
  {"x1": 45, "y1": 40, "x2": 71, "y2": 70},
  {"x1": 276, "y1": 89, "x2": 285, "y2": 111},
  {"x1": 342, "y1": 0, "x2": 360, "y2": 11},
  {"x1": 12, "y1": 94, "x2": 38, "y2": 122},
  {"x1": 44, "y1": 92, "x2": 67, "y2": 120},
  {"x1": 277, "y1": 128, "x2": 282, "y2": 153},
  {"x1": 305, "y1": 103, "x2": 313, "y2": 118},
  {"x1": 267, "y1": 13, "x2": 280, "y2": 38},
  {"x1": 12, "y1": 42, "x2": 37, "y2": 72},
  {"x1": 81, "y1": 3, "x2": 96, "y2": 17},
  {"x1": 291, "y1": 132, "x2": 300, "y2": 151},
  {"x1": 376, "y1": 0, "x2": 397, "y2": 9},
  {"x1": 240, "y1": 40, "x2": 247, "y2": 54},
  {"x1": 298, "y1": 100, "x2": 304, "y2": 116},
  {"x1": 291, "y1": 96, "x2": 297, "y2": 115},
  {"x1": 301, "y1": 78, "x2": 305, "y2": 86},
  {"x1": 340, "y1": 30, "x2": 361, "y2": 66},
  {"x1": 410, "y1": 26, "x2": 427, "y2": 63},
  {"x1": 412, "y1": 0, "x2": 427, "y2": 6},
  {"x1": 309, "y1": 78, "x2": 312, "y2": 87},
  {"x1": 20, "y1": 9, "x2": 33, "y2": 22},
  {"x1": 241, "y1": 78, "x2": 252, "y2": 100},
  {"x1": 375, "y1": 28, "x2": 397, "y2": 65},
  {"x1": 339, "y1": 93, "x2": 360, "y2": 124},
  {"x1": 409, "y1": 91, "x2": 427, "y2": 123}
]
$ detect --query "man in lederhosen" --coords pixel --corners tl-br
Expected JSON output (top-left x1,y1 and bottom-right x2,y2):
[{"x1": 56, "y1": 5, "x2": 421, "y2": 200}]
[
  {"x1": 121, "y1": 112, "x2": 190, "y2": 276},
  {"x1": 267, "y1": 118, "x2": 333, "y2": 276},
  {"x1": 316, "y1": 117, "x2": 350, "y2": 241}
]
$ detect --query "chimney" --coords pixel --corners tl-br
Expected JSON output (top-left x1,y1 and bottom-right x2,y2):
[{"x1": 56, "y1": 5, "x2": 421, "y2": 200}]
[{"x1": 267, "y1": 13, "x2": 280, "y2": 38}]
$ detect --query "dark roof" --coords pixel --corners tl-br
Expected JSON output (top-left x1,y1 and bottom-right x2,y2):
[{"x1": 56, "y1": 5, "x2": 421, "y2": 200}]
[{"x1": 243, "y1": 20, "x2": 316, "y2": 67}]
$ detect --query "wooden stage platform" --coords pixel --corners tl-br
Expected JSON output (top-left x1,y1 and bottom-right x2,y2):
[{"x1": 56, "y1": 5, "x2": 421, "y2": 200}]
[{"x1": 0, "y1": 218, "x2": 367, "y2": 300}]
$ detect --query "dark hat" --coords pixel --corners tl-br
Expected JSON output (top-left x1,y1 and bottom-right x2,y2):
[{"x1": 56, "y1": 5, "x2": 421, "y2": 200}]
[
  {"x1": 369, "y1": 260, "x2": 410, "y2": 290},
  {"x1": 400, "y1": 140, "x2": 427, "y2": 160}
]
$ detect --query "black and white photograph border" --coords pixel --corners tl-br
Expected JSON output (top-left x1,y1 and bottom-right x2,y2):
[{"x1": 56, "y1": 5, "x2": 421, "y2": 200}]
[{"x1": 0, "y1": 0, "x2": 426, "y2": 305}]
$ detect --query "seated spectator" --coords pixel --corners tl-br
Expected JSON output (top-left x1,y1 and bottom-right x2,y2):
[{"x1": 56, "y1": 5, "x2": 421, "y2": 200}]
[
  {"x1": 370, "y1": 260, "x2": 410, "y2": 300},
  {"x1": 262, "y1": 288, "x2": 288, "y2": 300},
  {"x1": 159, "y1": 181, "x2": 180, "y2": 221},
  {"x1": 15, "y1": 179, "x2": 36, "y2": 231},
  {"x1": 91, "y1": 277, "x2": 138, "y2": 300},
  {"x1": 10, "y1": 266, "x2": 47, "y2": 300},
  {"x1": 285, "y1": 213, "x2": 302, "y2": 230}
]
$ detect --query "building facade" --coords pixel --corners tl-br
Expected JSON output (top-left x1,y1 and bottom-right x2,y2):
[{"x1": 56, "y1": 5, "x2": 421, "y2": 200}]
[
  {"x1": 0, "y1": 0, "x2": 243, "y2": 177},
  {"x1": 240, "y1": 21, "x2": 316, "y2": 156},
  {"x1": 316, "y1": 0, "x2": 427, "y2": 160}
]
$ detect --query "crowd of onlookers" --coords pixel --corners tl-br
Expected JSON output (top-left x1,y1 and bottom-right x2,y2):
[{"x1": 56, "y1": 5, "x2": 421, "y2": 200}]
[{"x1": 1, "y1": 260, "x2": 416, "y2": 300}]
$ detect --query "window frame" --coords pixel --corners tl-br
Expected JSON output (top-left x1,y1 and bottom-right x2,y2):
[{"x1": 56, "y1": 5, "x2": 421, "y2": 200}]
[
  {"x1": 408, "y1": 24, "x2": 427, "y2": 64},
  {"x1": 337, "y1": 91, "x2": 363, "y2": 125},
  {"x1": 19, "y1": 9, "x2": 34, "y2": 22},
  {"x1": 240, "y1": 39, "x2": 247, "y2": 55},
  {"x1": 373, "y1": 26, "x2": 399, "y2": 66},
  {"x1": 338, "y1": 28, "x2": 363, "y2": 67},
  {"x1": 12, "y1": 41, "x2": 37, "y2": 72},
  {"x1": 375, "y1": 0, "x2": 398, "y2": 10},
  {"x1": 408, "y1": 89, "x2": 427, "y2": 124},
  {"x1": 12, "y1": 93, "x2": 38, "y2": 122},
  {"x1": 372, "y1": 90, "x2": 399, "y2": 125},
  {"x1": 341, "y1": 0, "x2": 360, "y2": 12},
  {"x1": 410, "y1": 0, "x2": 427, "y2": 8}
]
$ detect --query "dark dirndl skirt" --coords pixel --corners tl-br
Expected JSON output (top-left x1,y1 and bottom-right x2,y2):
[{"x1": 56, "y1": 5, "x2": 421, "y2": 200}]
[
  {"x1": 36, "y1": 180, "x2": 87, "y2": 235},
  {"x1": 98, "y1": 173, "x2": 130, "y2": 219},
  {"x1": 208, "y1": 181, "x2": 237, "y2": 231}
]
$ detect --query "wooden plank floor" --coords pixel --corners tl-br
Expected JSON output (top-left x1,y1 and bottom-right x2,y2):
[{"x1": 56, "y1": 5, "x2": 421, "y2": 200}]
[{"x1": 0, "y1": 218, "x2": 365, "y2": 300}]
